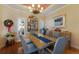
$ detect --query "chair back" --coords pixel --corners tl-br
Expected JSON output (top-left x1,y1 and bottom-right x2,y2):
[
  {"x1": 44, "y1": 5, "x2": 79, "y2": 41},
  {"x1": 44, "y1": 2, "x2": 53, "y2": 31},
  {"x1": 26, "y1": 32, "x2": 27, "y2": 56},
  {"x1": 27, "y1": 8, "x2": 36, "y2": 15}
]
[
  {"x1": 19, "y1": 35, "x2": 38, "y2": 54},
  {"x1": 53, "y1": 37, "x2": 68, "y2": 54},
  {"x1": 19, "y1": 35, "x2": 28, "y2": 53}
]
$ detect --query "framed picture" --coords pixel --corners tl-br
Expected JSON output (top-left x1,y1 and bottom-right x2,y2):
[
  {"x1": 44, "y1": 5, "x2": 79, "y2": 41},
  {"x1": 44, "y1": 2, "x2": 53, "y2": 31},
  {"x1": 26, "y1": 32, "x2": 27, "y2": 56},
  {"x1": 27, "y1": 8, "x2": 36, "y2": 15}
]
[{"x1": 53, "y1": 16, "x2": 65, "y2": 28}]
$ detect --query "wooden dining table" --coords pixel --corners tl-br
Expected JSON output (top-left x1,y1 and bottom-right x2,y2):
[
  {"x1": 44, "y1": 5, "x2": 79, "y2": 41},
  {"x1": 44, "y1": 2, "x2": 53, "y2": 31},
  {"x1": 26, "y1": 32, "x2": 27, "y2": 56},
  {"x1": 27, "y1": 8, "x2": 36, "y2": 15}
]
[
  {"x1": 20, "y1": 32, "x2": 57, "y2": 53},
  {"x1": 28, "y1": 32, "x2": 56, "y2": 49}
]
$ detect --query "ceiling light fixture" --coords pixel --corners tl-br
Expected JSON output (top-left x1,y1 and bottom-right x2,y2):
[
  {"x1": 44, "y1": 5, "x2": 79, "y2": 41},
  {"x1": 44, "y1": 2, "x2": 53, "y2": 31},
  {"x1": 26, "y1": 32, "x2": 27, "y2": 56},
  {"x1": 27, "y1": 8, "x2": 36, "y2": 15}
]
[{"x1": 27, "y1": 4, "x2": 44, "y2": 14}]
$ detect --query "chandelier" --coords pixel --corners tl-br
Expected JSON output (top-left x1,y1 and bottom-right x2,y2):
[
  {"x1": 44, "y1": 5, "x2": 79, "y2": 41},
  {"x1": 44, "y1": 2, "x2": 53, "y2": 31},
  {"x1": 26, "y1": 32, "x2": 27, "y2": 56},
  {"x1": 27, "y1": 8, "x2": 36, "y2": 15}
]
[{"x1": 27, "y1": 4, "x2": 44, "y2": 14}]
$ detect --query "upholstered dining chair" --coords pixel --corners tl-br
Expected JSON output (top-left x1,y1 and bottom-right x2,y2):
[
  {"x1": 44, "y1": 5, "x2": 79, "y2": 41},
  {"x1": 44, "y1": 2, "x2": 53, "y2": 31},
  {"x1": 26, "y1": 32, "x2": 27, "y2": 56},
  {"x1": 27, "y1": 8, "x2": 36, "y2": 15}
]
[
  {"x1": 45, "y1": 37, "x2": 68, "y2": 54},
  {"x1": 18, "y1": 35, "x2": 38, "y2": 54},
  {"x1": 18, "y1": 35, "x2": 28, "y2": 54}
]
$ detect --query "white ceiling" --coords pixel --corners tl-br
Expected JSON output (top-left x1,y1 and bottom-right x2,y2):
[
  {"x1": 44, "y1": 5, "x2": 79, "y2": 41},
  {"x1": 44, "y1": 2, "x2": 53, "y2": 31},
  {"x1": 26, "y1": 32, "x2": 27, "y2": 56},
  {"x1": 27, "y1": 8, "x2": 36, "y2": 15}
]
[
  {"x1": 41, "y1": 4, "x2": 67, "y2": 16},
  {"x1": 2, "y1": 4, "x2": 67, "y2": 17}
]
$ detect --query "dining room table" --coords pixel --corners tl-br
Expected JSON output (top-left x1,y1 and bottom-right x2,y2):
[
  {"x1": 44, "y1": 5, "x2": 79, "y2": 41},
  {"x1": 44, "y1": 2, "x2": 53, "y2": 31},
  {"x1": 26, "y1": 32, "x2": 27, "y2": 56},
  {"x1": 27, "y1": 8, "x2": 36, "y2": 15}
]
[{"x1": 20, "y1": 32, "x2": 57, "y2": 54}]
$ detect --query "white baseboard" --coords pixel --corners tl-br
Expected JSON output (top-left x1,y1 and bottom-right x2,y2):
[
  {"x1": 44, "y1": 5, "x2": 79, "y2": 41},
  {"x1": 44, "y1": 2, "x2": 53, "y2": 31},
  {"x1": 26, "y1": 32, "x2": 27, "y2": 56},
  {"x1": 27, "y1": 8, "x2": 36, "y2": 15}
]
[{"x1": 71, "y1": 44, "x2": 79, "y2": 49}]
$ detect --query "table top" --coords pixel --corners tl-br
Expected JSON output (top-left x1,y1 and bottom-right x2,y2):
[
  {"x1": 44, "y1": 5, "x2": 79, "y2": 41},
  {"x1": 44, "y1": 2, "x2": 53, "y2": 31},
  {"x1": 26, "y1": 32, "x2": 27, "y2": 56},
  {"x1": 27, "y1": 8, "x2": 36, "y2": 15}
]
[
  {"x1": 44, "y1": 35, "x2": 56, "y2": 43},
  {"x1": 20, "y1": 32, "x2": 57, "y2": 53},
  {"x1": 29, "y1": 34, "x2": 46, "y2": 49},
  {"x1": 28, "y1": 33, "x2": 56, "y2": 49},
  {"x1": 35, "y1": 32, "x2": 56, "y2": 42}
]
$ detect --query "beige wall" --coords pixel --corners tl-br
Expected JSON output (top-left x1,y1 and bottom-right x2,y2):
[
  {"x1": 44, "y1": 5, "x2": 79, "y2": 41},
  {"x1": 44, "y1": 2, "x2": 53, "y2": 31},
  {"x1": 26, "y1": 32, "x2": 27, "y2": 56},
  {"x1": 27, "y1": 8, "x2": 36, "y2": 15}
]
[
  {"x1": 0, "y1": 5, "x2": 3, "y2": 36},
  {"x1": 0, "y1": 5, "x2": 28, "y2": 36},
  {"x1": 0, "y1": 5, "x2": 45, "y2": 36},
  {"x1": 45, "y1": 5, "x2": 79, "y2": 49}
]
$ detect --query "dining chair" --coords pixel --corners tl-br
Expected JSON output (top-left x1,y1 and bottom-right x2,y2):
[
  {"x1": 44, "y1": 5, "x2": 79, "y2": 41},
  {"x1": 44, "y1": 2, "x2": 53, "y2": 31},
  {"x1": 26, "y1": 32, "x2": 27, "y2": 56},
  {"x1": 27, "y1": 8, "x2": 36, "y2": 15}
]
[
  {"x1": 18, "y1": 35, "x2": 38, "y2": 54},
  {"x1": 18, "y1": 35, "x2": 28, "y2": 54},
  {"x1": 45, "y1": 37, "x2": 68, "y2": 54}
]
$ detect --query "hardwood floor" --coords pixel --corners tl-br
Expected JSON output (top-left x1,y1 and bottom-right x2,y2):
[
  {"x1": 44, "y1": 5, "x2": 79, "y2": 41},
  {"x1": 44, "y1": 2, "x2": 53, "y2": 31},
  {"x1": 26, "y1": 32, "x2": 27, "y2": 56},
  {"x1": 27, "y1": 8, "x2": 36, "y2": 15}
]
[
  {"x1": 0, "y1": 42, "x2": 21, "y2": 54},
  {"x1": 0, "y1": 42, "x2": 79, "y2": 54},
  {"x1": 65, "y1": 47, "x2": 79, "y2": 54}
]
